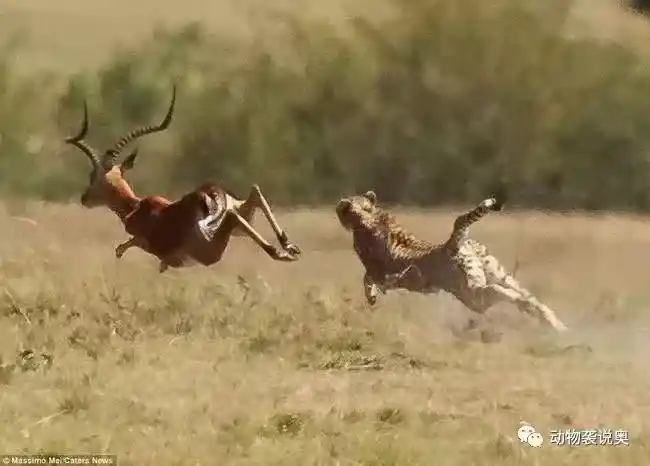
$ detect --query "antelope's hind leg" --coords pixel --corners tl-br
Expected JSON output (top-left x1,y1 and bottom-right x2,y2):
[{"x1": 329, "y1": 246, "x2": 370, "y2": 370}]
[
  {"x1": 235, "y1": 184, "x2": 301, "y2": 257},
  {"x1": 226, "y1": 210, "x2": 299, "y2": 262}
]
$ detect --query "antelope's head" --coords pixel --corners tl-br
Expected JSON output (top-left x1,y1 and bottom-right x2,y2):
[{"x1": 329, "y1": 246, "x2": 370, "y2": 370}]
[{"x1": 64, "y1": 86, "x2": 177, "y2": 212}]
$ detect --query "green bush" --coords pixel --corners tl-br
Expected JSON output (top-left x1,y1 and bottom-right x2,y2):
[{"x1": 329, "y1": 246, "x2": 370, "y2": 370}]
[
  {"x1": 55, "y1": 23, "x2": 220, "y2": 197},
  {"x1": 0, "y1": 37, "x2": 62, "y2": 199},
  {"x1": 629, "y1": 0, "x2": 650, "y2": 15},
  {"x1": 170, "y1": 0, "x2": 650, "y2": 210}
]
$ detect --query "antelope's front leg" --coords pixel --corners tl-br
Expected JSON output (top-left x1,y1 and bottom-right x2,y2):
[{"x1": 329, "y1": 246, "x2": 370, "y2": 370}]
[{"x1": 115, "y1": 236, "x2": 148, "y2": 259}]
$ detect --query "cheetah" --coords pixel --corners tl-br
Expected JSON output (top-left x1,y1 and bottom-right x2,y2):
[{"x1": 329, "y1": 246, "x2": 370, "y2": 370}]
[{"x1": 335, "y1": 190, "x2": 568, "y2": 332}]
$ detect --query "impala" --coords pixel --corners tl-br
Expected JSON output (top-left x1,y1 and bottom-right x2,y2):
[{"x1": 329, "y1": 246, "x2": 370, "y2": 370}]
[{"x1": 64, "y1": 86, "x2": 302, "y2": 272}]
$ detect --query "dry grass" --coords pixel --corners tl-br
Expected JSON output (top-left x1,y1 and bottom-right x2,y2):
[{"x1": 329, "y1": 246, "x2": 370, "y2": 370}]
[
  {"x1": 2, "y1": 0, "x2": 650, "y2": 74},
  {"x1": 0, "y1": 201, "x2": 649, "y2": 464},
  {"x1": 1, "y1": 1, "x2": 650, "y2": 463},
  {"x1": 570, "y1": 0, "x2": 650, "y2": 54},
  {"x1": 0, "y1": 0, "x2": 369, "y2": 73}
]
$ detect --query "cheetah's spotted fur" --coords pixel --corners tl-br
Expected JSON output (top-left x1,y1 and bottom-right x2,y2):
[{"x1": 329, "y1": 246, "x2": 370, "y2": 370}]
[{"x1": 335, "y1": 191, "x2": 568, "y2": 332}]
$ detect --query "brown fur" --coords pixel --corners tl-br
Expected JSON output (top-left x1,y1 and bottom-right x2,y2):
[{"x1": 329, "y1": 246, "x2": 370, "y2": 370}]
[{"x1": 65, "y1": 89, "x2": 301, "y2": 273}]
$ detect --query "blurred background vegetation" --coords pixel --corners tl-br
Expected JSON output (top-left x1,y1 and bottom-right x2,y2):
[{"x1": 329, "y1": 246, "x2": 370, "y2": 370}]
[{"x1": 2, "y1": 0, "x2": 650, "y2": 210}]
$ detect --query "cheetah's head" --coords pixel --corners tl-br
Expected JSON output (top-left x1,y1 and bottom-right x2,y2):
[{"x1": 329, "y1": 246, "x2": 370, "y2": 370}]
[{"x1": 335, "y1": 190, "x2": 379, "y2": 231}]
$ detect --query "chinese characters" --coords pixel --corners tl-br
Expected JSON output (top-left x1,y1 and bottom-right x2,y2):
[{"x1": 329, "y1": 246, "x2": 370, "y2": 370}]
[{"x1": 549, "y1": 429, "x2": 630, "y2": 446}]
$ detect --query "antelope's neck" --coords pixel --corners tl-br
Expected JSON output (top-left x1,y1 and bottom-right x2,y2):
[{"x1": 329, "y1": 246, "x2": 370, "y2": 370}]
[{"x1": 107, "y1": 185, "x2": 141, "y2": 222}]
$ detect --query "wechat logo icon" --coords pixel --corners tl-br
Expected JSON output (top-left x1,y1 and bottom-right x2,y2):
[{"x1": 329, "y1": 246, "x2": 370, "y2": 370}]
[{"x1": 518, "y1": 422, "x2": 544, "y2": 448}]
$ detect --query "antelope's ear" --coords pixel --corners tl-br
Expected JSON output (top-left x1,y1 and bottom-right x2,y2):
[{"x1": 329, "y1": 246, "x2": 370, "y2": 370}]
[
  {"x1": 121, "y1": 149, "x2": 139, "y2": 172},
  {"x1": 363, "y1": 190, "x2": 377, "y2": 204}
]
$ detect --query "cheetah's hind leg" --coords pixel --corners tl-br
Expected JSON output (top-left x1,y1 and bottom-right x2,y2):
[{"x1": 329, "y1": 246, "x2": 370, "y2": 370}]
[
  {"x1": 499, "y1": 275, "x2": 568, "y2": 332},
  {"x1": 477, "y1": 253, "x2": 568, "y2": 332},
  {"x1": 468, "y1": 282, "x2": 568, "y2": 332}
]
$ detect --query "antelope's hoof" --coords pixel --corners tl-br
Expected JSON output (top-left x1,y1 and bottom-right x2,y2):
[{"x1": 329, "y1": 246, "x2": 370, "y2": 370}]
[
  {"x1": 284, "y1": 243, "x2": 302, "y2": 256},
  {"x1": 274, "y1": 248, "x2": 300, "y2": 262},
  {"x1": 115, "y1": 246, "x2": 126, "y2": 259}
]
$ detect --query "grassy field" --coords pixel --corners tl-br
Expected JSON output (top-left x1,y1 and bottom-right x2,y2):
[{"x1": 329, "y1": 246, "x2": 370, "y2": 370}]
[
  {"x1": 2, "y1": 0, "x2": 650, "y2": 464},
  {"x1": 0, "y1": 201, "x2": 649, "y2": 464}
]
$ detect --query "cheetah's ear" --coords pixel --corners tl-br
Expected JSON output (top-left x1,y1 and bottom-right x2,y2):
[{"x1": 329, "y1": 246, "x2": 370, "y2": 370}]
[{"x1": 363, "y1": 190, "x2": 377, "y2": 204}]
